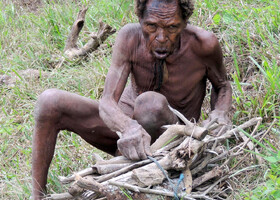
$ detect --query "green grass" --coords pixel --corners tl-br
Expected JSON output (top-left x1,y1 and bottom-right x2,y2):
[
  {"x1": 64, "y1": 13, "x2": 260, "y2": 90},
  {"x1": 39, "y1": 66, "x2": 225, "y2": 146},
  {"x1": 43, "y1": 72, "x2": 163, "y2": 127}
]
[{"x1": 0, "y1": 0, "x2": 279, "y2": 199}]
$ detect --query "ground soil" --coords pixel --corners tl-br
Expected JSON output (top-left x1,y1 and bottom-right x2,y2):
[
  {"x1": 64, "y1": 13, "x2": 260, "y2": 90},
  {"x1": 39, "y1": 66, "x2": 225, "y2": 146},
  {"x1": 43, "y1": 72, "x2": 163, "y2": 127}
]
[{"x1": 10, "y1": 0, "x2": 42, "y2": 12}]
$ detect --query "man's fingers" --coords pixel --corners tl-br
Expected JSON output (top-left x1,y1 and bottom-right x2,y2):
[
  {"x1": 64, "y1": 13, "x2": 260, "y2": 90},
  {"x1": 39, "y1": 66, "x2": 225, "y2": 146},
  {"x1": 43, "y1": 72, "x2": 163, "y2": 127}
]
[
  {"x1": 143, "y1": 134, "x2": 152, "y2": 156},
  {"x1": 128, "y1": 147, "x2": 140, "y2": 161},
  {"x1": 136, "y1": 140, "x2": 147, "y2": 160},
  {"x1": 143, "y1": 140, "x2": 152, "y2": 156}
]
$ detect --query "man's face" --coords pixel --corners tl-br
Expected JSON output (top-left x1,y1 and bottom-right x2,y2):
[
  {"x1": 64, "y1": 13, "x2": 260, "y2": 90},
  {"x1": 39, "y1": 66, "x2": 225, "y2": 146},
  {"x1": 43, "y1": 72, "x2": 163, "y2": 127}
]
[{"x1": 140, "y1": 0, "x2": 186, "y2": 59}]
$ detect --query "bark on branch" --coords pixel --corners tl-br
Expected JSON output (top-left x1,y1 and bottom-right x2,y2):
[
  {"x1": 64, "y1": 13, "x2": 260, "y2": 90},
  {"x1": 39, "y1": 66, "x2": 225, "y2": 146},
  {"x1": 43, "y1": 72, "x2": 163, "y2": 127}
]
[
  {"x1": 64, "y1": 7, "x2": 116, "y2": 59},
  {"x1": 47, "y1": 117, "x2": 264, "y2": 200}
]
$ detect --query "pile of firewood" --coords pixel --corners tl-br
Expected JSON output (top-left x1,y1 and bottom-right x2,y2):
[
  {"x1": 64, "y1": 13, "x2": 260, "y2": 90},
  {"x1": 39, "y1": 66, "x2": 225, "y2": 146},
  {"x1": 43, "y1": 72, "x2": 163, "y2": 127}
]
[{"x1": 44, "y1": 106, "x2": 265, "y2": 200}]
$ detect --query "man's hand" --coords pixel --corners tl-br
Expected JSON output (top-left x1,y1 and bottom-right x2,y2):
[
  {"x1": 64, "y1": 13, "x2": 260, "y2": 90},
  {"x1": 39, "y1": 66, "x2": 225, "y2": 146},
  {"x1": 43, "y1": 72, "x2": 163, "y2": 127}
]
[
  {"x1": 202, "y1": 110, "x2": 232, "y2": 135},
  {"x1": 117, "y1": 122, "x2": 152, "y2": 160}
]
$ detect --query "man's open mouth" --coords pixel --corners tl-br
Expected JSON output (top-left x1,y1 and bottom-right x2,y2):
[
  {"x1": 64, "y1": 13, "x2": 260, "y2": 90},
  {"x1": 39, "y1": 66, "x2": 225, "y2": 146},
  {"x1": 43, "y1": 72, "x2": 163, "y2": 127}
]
[{"x1": 153, "y1": 50, "x2": 169, "y2": 59}]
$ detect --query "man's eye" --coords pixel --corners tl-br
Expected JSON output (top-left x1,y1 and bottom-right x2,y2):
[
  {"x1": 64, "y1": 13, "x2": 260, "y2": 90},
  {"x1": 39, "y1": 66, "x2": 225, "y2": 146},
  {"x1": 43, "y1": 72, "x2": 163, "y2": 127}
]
[
  {"x1": 147, "y1": 24, "x2": 157, "y2": 32},
  {"x1": 168, "y1": 25, "x2": 178, "y2": 32}
]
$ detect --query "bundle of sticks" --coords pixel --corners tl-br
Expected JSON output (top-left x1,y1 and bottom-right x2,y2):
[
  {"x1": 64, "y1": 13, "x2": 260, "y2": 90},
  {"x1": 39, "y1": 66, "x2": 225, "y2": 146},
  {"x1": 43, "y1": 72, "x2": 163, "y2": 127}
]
[{"x1": 45, "y1": 107, "x2": 264, "y2": 200}]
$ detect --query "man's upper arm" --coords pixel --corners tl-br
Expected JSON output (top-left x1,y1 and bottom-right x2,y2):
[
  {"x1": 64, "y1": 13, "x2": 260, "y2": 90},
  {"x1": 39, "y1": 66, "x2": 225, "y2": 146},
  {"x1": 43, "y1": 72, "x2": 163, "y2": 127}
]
[
  {"x1": 203, "y1": 33, "x2": 228, "y2": 90},
  {"x1": 102, "y1": 24, "x2": 137, "y2": 102},
  {"x1": 200, "y1": 32, "x2": 232, "y2": 111}
]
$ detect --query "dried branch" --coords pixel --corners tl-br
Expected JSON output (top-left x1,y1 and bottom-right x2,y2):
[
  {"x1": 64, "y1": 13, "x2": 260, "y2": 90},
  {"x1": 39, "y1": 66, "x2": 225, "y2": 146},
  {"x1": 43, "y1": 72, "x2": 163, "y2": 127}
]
[
  {"x1": 202, "y1": 175, "x2": 229, "y2": 196},
  {"x1": 96, "y1": 159, "x2": 152, "y2": 182},
  {"x1": 192, "y1": 166, "x2": 223, "y2": 189},
  {"x1": 64, "y1": 8, "x2": 116, "y2": 59},
  {"x1": 59, "y1": 167, "x2": 94, "y2": 184},
  {"x1": 205, "y1": 117, "x2": 262, "y2": 143},
  {"x1": 48, "y1": 116, "x2": 267, "y2": 199},
  {"x1": 108, "y1": 180, "x2": 215, "y2": 200},
  {"x1": 44, "y1": 192, "x2": 73, "y2": 200},
  {"x1": 75, "y1": 175, "x2": 107, "y2": 195},
  {"x1": 183, "y1": 167, "x2": 193, "y2": 194},
  {"x1": 152, "y1": 124, "x2": 207, "y2": 152}
]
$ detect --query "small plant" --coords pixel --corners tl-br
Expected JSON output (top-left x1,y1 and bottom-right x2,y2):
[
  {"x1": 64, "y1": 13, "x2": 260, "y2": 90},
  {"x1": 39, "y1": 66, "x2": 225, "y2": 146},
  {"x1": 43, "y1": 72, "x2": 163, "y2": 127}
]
[{"x1": 242, "y1": 130, "x2": 280, "y2": 200}]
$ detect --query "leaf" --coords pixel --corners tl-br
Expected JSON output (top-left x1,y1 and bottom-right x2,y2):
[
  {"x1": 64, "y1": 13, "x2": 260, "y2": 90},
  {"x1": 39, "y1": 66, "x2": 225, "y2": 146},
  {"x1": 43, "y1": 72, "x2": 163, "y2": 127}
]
[
  {"x1": 223, "y1": 12, "x2": 235, "y2": 24},
  {"x1": 265, "y1": 156, "x2": 279, "y2": 163},
  {"x1": 213, "y1": 14, "x2": 221, "y2": 25},
  {"x1": 276, "y1": 177, "x2": 280, "y2": 185},
  {"x1": 273, "y1": 190, "x2": 280, "y2": 198}
]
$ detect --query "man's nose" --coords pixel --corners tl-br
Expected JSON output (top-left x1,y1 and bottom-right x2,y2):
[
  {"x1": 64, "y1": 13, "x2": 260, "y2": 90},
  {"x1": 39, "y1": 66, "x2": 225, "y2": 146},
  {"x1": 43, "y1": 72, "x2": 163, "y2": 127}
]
[{"x1": 156, "y1": 29, "x2": 167, "y2": 43}]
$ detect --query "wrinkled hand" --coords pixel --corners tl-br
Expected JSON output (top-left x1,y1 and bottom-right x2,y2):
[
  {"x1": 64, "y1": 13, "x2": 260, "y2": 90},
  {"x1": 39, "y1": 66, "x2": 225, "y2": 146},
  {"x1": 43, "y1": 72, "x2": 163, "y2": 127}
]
[
  {"x1": 202, "y1": 110, "x2": 232, "y2": 135},
  {"x1": 117, "y1": 122, "x2": 152, "y2": 161}
]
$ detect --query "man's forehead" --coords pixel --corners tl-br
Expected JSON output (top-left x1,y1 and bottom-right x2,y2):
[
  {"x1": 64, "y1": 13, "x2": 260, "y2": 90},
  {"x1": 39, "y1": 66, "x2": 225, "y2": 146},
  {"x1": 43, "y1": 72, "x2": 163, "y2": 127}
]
[
  {"x1": 144, "y1": 0, "x2": 181, "y2": 19},
  {"x1": 147, "y1": 0, "x2": 178, "y2": 8}
]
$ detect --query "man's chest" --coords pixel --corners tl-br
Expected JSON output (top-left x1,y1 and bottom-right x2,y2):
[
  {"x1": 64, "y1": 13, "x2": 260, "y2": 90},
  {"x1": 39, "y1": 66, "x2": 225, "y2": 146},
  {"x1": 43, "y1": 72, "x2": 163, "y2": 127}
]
[{"x1": 131, "y1": 52, "x2": 207, "y2": 96}]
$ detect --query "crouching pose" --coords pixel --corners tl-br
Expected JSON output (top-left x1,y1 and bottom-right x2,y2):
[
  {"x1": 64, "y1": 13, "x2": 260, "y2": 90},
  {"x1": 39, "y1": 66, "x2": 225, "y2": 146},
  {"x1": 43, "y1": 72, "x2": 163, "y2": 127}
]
[{"x1": 32, "y1": 0, "x2": 232, "y2": 199}]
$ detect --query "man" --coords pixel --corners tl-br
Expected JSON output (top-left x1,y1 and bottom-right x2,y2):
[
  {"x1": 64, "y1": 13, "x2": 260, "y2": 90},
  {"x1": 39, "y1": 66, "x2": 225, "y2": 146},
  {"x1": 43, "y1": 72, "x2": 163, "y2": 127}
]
[{"x1": 32, "y1": 0, "x2": 232, "y2": 198}]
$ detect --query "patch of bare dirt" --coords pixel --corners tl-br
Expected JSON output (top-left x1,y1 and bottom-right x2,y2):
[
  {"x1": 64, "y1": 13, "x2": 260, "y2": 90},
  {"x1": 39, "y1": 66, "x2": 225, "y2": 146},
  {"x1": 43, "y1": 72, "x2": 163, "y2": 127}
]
[
  {"x1": 10, "y1": 0, "x2": 42, "y2": 12},
  {"x1": 0, "y1": 69, "x2": 48, "y2": 86}
]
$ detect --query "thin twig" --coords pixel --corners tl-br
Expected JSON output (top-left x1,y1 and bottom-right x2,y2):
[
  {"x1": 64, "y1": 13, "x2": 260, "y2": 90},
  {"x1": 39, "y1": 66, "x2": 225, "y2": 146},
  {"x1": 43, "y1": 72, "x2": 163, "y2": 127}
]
[
  {"x1": 44, "y1": 192, "x2": 73, "y2": 200},
  {"x1": 229, "y1": 165, "x2": 262, "y2": 178},
  {"x1": 96, "y1": 159, "x2": 152, "y2": 182},
  {"x1": 189, "y1": 121, "x2": 196, "y2": 158},
  {"x1": 236, "y1": 119, "x2": 261, "y2": 154},
  {"x1": 205, "y1": 117, "x2": 262, "y2": 142},
  {"x1": 202, "y1": 175, "x2": 229, "y2": 196},
  {"x1": 109, "y1": 180, "x2": 215, "y2": 200},
  {"x1": 257, "y1": 118, "x2": 277, "y2": 143}
]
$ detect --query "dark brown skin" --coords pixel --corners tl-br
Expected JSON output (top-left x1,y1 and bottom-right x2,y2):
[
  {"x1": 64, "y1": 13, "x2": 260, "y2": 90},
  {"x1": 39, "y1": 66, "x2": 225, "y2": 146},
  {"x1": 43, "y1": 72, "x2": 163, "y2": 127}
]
[{"x1": 32, "y1": 0, "x2": 232, "y2": 199}]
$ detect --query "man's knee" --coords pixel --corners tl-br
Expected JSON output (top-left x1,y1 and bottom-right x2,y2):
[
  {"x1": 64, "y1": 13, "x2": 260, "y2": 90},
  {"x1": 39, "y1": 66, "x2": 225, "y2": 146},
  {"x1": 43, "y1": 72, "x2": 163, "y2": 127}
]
[
  {"x1": 133, "y1": 91, "x2": 170, "y2": 126},
  {"x1": 34, "y1": 89, "x2": 62, "y2": 122}
]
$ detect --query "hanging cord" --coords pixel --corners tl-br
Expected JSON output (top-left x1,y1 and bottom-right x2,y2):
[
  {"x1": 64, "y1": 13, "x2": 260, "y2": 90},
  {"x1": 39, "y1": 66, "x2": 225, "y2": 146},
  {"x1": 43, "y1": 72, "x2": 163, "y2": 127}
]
[
  {"x1": 153, "y1": 59, "x2": 164, "y2": 91},
  {"x1": 148, "y1": 156, "x2": 184, "y2": 200}
]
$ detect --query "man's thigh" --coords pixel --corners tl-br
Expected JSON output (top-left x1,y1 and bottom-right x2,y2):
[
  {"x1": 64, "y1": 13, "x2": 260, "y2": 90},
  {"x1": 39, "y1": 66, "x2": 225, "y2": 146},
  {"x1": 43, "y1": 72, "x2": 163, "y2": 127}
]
[{"x1": 39, "y1": 89, "x2": 119, "y2": 154}]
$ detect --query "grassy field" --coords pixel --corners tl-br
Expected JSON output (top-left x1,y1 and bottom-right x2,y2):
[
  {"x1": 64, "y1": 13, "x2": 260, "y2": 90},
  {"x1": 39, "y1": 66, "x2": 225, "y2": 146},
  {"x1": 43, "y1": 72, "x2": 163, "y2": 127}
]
[{"x1": 0, "y1": 0, "x2": 279, "y2": 199}]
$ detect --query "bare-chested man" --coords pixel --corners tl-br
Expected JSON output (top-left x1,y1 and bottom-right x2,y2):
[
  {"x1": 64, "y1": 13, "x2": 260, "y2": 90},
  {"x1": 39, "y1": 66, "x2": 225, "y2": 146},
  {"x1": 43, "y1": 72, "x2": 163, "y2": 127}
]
[{"x1": 32, "y1": 0, "x2": 232, "y2": 199}]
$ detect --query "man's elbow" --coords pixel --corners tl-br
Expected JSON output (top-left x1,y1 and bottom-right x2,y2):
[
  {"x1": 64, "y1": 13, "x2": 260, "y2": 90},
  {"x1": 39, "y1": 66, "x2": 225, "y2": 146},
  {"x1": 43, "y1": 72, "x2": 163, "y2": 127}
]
[{"x1": 226, "y1": 81, "x2": 232, "y2": 94}]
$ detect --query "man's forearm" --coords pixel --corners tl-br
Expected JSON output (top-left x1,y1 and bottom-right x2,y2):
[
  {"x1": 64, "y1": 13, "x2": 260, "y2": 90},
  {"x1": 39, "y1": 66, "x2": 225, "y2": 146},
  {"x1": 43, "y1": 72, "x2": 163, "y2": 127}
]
[
  {"x1": 211, "y1": 81, "x2": 232, "y2": 113},
  {"x1": 99, "y1": 97, "x2": 140, "y2": 134}
]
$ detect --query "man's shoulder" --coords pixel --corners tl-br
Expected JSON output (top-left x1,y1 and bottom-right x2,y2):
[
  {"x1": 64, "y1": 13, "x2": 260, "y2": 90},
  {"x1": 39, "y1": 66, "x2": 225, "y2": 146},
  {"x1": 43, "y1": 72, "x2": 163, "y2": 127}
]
[
  {"x1": 117, "y1": 23, "x2": 142, "y2": 40},
  {"x1": 114, "y1": 23, "x2": 142, "y2": 53},
  {"x1": 184, "y1": 25, "x2": 220, "y2": 56}
]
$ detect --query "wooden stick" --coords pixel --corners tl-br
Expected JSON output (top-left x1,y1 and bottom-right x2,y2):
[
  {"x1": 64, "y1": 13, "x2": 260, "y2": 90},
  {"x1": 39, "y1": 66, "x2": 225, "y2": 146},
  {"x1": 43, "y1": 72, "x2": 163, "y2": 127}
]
[
  {"x1": 96, "y1": 159, "x2": 152, "y2": 182},
  {"x1": 183, "y1": 167, "x2": 192, "y2": 194},
  {"x1": 169, "y1": 106, "x2": 208, "y2": 138},
  {"x1": 108, "y1": 180, "x2": 215, "y2": 200},
  {"x1": 75, "y1": 175, "x2": 106, "y2": 194},
  {"x1": 202, "y1": 175, "x2": 229, "y2": 195},
  {"x1": 64, "y1": 8, "x2": 115, "y2": 59},
  {"x1": 191, "y1": 139, "x2": 218, "y2": 175},
  {"x1": 152, "y1": 124, "x2": 207, "y2": 152},
  {"x1": 192, "y1": 166, "x2": 223, "y2": 189},
  {"x1": 58, "y1": 167, "x2": 94, "y2": 184},
  {"x1": 205, "y1": 117, "x2": 263, "y2": 143},
  {"x1": 64, "y1": 7, "x2": 88, "y2": 51},
  {"x1": 153, "y1": 137, "x2": 185, "y2": 155},
  {"x1": 44, "y1": 192, "x2": 73, "y2": 200},
  {"x1": 237, "y1": 119, "x2": 263, "y2": 163}
]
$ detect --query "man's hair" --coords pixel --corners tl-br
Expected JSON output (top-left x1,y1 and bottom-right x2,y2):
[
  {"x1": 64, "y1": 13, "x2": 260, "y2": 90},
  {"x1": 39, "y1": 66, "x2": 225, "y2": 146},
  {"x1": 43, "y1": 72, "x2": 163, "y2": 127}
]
[{"x1": 135, "y1": 0, "x2": 194, "y2": 21}]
